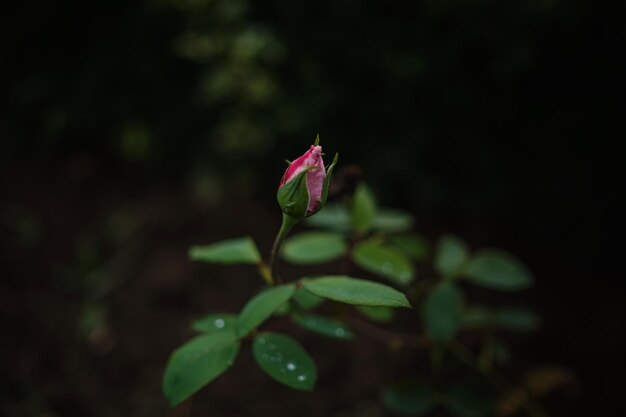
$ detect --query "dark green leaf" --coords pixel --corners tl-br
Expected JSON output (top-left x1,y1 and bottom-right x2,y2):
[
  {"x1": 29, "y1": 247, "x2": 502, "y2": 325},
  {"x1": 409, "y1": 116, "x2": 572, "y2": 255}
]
[
  {"x1": 422, "y1": 283, "x2": 463, "y2": 343},
  {"x1": 304, "y1": 203, "x2": 351, "y2": 231},
  {"x1": 494, "y1": 307, "x2": 539, "y2": 331},
  {"x1": 163, "y1": 332, "x2": 240, "y2": 406},
  {"x1": 388, "y1": 234, "x2": 430, "y2": 261},
  {"x1": 302, "y1": 276, "x2": 411, "y2": 308},
  {"x1": 282, "y1": 231, "x2": 347, "y2": 264},
  {"x1": 189, "y1": 236, "x2": 261, "y2": 264},
  {"x1": 294, "y1": 314, "x2": 353, "y2": 339},
  {"x1": 356, "y1": 305, "x2": 394, "y2": 322},
  {"x1": 191, "y1": 313, "x2": 238, "y2": 333},
  {"x1": 465, "y1": 249, "x2": 533, "y2": 291},
  {"x1": 459, "y1": 306, "x2": 493, "y2": 329},
  {"x1": 382, "y1": 380, "x2": 436, "y2": 416},
  {"x1": 445, "y1": 379, "x2": 495, "y2": 417},
  {"x1": 293, "y1": 287, "x2": 325, "y2": 310},
  {"x1": 352, "y1": 239, "x2": 415, "y2": 285},
  {"x1": 372, "y1": 208, "x2": 414, "y2": 233},
  {"x1": 253, "y1": 332, "x2": 317, "y2": 391},
  {"x1": 434, "y1": 234, "x2": 469, "y2": 277},
  {"x1": 351, "y1": 183, "x2": 377, "y2": 233},
  {"x1": 237, "y1": 284, "x2": 296, "y2": 337}
]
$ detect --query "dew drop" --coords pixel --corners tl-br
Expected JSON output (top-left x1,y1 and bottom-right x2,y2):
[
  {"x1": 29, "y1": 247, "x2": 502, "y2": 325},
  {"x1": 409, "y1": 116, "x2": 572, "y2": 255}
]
[
  {"x1": 214, "y1": 318, "x2": 225, "y2": 329},
  {"x1": 286, "y1": 362, "x2": 297, "y2": 371},
  {"x1": 334, "y1": 328, "x2": 346, "y2": 337},
  {"x1": 257, "y1": 337, "x2": 266, "y2": 345},
  {"x1": 382, "y1": 262, "x2": 394, "y2": 273},
  {"x1": 297, "y1": 375, "x2": 307, "y2": 382}
]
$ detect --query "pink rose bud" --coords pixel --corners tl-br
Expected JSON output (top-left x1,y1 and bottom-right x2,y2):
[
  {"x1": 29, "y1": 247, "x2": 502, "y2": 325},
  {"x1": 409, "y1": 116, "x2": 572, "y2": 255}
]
[{"x1": 277, "y1": 137, "x2": 338, "y2": 219}]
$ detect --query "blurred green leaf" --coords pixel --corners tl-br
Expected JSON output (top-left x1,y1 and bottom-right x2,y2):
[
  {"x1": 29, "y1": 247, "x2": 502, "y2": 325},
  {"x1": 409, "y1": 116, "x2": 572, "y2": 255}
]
[
  {"x1": 494, "y1": 307, "x2": 539, "y2": 331},
  {"x1": 356, "y1": 305, "x2": 394, "y2": 322},
  {"x1": 294, "y1": 314, "x2": 353, "y2": 339},
  {"x1": 460, "y1": 306, "x2": 493, "y2": 329},
  {"x1": 372, "y1": 208, "x2": 414, "y2": 233},
  {"x1": 465, "y1": 249, "x2": 533, "y2": 291},
  {"x1": 163, "y1": 332, "x2": 240, "y2": 406},
  {"x1": 253, "y1": 332, "x2": 317, "y2": 391},
  {"x1": 444, "y1": 379, "x2": 495, "y2": 417},
  {"x1": 293, "y1": 287, "x2": 325, "y2": 310},
  {"x1": 237, "y1": 284, "x2": 296, "y2": 337},
  {"x1": 304, "y1": 203, "x2": 351, "y2": 231},
  {"x1": 382, "y1": 380, "x2": 436, "y2": 416},
  {"x1": 422, "y1": 283, "x2": 463, "y2": 343},
  {"x1": 388, "y1": 234, "x2": 430, "y2": 261},
  {"x1": 189, "y1": 236, "x2": 261, "y2": 264},
  {"x1": 352, "y1": 239, "x2": 415, "y2": 285},
  {"x1": 434, "y1": 234, "x2": 470, "y2": 277},
  {"x1": 191, "y1": 313, "x2": 238, "y2": 333},
  {"x1": 303, "y1": 276, "x2": 411, "y2": 308},
  {"x1": 351, "y1": 183, "x2": 377, "y2": 233},
  {"x1": 282, "y1": 231, "x2": 347, "y2": 264}
]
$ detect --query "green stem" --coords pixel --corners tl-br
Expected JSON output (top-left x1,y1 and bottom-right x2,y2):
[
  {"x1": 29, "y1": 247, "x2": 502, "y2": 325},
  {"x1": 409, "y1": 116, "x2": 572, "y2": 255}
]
[{"x1": 269, "y1": 213, "x2": 300, "y2": 284}]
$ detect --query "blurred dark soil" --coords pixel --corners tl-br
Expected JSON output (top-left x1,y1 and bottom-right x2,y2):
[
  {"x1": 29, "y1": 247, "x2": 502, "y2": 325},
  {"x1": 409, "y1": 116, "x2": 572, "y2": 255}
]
[{"x1": 0, "y1": 157, "x2": 614, "y2": 417}]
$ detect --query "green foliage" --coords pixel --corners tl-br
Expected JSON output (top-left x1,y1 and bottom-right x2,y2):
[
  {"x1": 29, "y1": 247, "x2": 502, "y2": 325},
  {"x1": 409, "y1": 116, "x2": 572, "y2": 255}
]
[
  {"x1": 352, "y1": 239, "x2": 415, "y2": 285},
  {"x1": 253, "y1": 332, "x2": 317, "y2": 391},
  {"x1": 163, "y1": 332, "x2": 240, "y2": 406},
  {"x1": 465, "y1": 249, "x2": 533, "y2": 291},
  {"x1": 382, "y1": 380, "x2": 436, "y2": 416},
  {"x1": 494, "y1": 307, "x2": 540, "y2": 331},
  {"x1": 388, "y1": 234, "x2": 430, "y2": 261},
  {"x1": 165, "y1": 179, "x2": 543, "y2": 414},
  {"x1": 237, "y1": 284, "x2": 296, "y2": 337},
  {"x1": 304, "y1": 203, "x2": 351, "y2": 231},
  {"x1": 356, "y1": 305, "x2": 394, "y2": 322},
  {"x1": 302, "y1": 276, "x2": 411, "y2": 308},
  {"x1": 422, "y1": 283, "x2": 463, "y2": 343},
  {"x1": 292, "y1": 287, "x2": 325, "y2": 310},
  {"x1": 282, "y1": 231, "x2": 347, "y2": 264},
  {"x1": 189, "y1": 236, "x2": 261, "y2": 264},
  {"x1": 191, "y1": 313, "x2": 238, "y2": 333},
  {"x1": 434, "y1": 234, "x2": 470, "y2": 277},
  {"x1": 351, "y1": 183, "x2": 377, "y2": 233},
  {"x1": 294, "y1": 314, "x2": 353, "y2": 339},
  {"x1": 371, "y1": 208, "x2": 414, "y2": 233}
]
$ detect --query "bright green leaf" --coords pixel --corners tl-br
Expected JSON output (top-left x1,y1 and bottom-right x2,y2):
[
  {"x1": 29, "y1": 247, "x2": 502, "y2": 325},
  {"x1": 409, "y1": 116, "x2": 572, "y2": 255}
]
[
  {"x1": 191, "y1": 313, "x2": 237, "y2": 333},
  {"x1": 465, "y1": 249, "x2": 533, "y2": 291},
  {"x1": 293, "y1": 288, "x2": 325, "y2": 310},
  {"x1": 294, "y1": 314, "x2": 353, "y2": 339},
  {"x1": 388, "y1": 234, "x2": 430, "y2": 261},
  {"x1": 189, "y1": 236, "x2": 261, "y2": 264},
  {"x1": 434, "y1": 234, "x2": 469, "y2": 277},
  {"x1": 356, "y1": 305, "x2": 394, "y2": 322},
  {"x1": 237, "y1": 284, "x2": 296, "y2": 337},
  {"x1": 351, "y1": 183, "x2": 377, "y2": 233},
  {"x1": 372, "y1": 208, "x2": 414, "y2": 233},
  {"x1": 163, "y1": 332, "x2": 240, "y2": 406},
  {"x1": 302, "y1": 276, "x2": 411, "y2": 308},
  {"x1": 422, "y1": 283, "x2": 463, "y2": 343},
  {"x1": 382, "y1": 380, "x2": 436, "y2": 416},
  {"x1": 352, "y1": 239, "x2": 415, "y2": 285},
  {"x1": 494, "y1": 307, "x2": 539, "y2": 331},
  {"x1": 282, "y1": 232, "x2": 347, "y2": 264},
  {"x1": 253, "y1": 332, "x2": 317, "y2": 391},
  {"x1": 304, "y1": 203, "x2": 351, "y2": 231}
]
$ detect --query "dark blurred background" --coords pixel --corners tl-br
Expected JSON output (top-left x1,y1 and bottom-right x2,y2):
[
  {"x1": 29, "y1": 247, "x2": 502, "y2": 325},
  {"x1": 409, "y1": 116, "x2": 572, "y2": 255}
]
[{"x1": 1, "y1": 0, "x2": 623, "y2": 416}]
